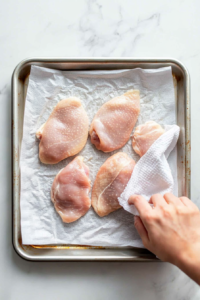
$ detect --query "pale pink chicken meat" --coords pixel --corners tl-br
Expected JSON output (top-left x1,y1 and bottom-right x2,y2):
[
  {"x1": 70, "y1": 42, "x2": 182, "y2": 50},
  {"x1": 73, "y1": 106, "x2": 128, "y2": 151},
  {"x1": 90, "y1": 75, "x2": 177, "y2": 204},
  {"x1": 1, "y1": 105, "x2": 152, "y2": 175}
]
[
  {"x1": 36, "y1": 98, "x2": 89, "y2": 164},
  {"x1": 90, "y1": 90, "x2": 140, "y2": 152},
  {"x1": 92, "y1": 152, "x2": 135, "y2": 217},
  {"x1": 132, "y1": 121, "x2": 165, "y2": 157},
  {"x1": 51, "y1": 156, "x2": 91, "y2": 223}
]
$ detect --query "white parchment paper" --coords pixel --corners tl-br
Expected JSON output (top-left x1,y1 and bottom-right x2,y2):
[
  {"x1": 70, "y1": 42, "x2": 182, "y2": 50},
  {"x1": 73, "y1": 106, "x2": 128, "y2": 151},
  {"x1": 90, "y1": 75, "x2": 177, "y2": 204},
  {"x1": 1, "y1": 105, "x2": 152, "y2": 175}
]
[{"x1": 20, "y1": 65, "x2": 176, "y2": 247}]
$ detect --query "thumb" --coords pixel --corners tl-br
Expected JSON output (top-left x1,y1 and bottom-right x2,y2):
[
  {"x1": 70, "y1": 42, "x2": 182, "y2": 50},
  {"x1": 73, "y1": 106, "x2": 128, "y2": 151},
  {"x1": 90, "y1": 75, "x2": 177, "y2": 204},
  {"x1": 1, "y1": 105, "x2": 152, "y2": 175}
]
[{"x1": 134, "y1": 216, "x2": 149, "y2": 248}]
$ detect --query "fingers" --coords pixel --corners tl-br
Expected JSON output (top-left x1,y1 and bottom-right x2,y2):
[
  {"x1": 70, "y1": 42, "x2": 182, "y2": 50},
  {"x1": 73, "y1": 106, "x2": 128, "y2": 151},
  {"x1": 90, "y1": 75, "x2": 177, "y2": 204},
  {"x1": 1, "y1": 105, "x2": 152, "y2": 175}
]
[
  {"x1": 163, "y1": 193, "x2": 183, "y2": 206},
  {"x1": 180, "y1": 197, "x2": 199, "y2": 211},
  {"x1": 179, "y1": 196, "x2": 190, "y2": 207},
  {"x1": 149, "y1": 194, "x2": 167, "y2": 207},
  {"x1": 134, "y1": 216, "x2": 149, "y2": 247},
  {"x1": 129, "y1": 193, "x2": 189, "y2": 213},
  {"x1": 129, "y1": 195, "x2": 152, "y2": 219}
]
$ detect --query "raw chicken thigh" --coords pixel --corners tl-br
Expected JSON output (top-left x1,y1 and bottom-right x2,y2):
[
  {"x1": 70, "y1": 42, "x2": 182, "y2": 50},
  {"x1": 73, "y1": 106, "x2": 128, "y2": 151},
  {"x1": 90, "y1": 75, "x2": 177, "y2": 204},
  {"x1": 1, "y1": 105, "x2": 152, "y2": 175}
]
[
  {"x1": 92, "y1": 152, "x2": 135, "y2": 217},
  {"x1": 132, "y1": 121, "x2": 165, "y2": 157},
  {"x1": 36, "y1": 97, "x2": 89, "y2": 164},
  {"x1": 90, "y1": 90, "x2": 140, "y2": 152},
  {"x1": 51, "y1": 156, "x2": 91, "y2": 223}
]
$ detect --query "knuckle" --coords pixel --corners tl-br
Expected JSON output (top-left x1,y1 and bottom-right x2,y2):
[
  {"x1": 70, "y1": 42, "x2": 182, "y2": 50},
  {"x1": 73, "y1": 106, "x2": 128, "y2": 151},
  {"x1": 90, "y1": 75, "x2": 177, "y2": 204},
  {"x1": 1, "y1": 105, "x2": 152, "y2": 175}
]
[
  {"x1": 144, "y1": 212, "x2": 153, "y2": 222},
  {"x1": 145, "y1": 212, "x2": 160, "y2": 223},
  {"x1": 163, "y1": 192, "x2": 175, "y2": 202},
  {"x1": 151, "y1": 213, "x2": 160, "y2": 222},
  {"x1": 167, "y1": 192, "x2": 173, "y2": 196},
  {"x1": 150, "y1": 194, "x2": 159, "y2": 203},
  {"x1": 176, "y1": 206, "x2": 187, "y2": 216},
  {"x1": 164, "y1": 192, "x2": 172, "y2": 198},
  {"x1": 161, "y1": 206, "x2": 172, "y2": 218}
]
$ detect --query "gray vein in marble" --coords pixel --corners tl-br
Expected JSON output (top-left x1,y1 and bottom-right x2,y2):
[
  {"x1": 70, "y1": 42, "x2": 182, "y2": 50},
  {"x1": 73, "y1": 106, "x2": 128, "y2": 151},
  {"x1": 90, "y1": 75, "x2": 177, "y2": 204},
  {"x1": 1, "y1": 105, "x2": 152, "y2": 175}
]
[
  {"x1": 138, "y1": 13, "x2": 160, "y2": 27},
  {"x1": 44, "y1": 22, "x2": 51, "y2": 31},
  {"x1": 77, "y1": 1, "x2": 161, "y2": 56}
]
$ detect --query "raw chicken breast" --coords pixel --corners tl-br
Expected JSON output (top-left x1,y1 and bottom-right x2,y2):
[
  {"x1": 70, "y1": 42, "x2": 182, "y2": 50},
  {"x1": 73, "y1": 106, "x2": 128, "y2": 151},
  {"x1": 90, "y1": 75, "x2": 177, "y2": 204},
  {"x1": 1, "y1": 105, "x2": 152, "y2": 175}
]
[
  {"x1": 132, "y1": 121, "x2": 165, "y2": 157},
  {"x1": 36, "y1": 98, "x2": 89, "y2": 164},
  {"x1": 51, "y1": 156, "x2": 91, "y2": 223},
  {"x1": 90, "y1": 90, "x2": 140, "y2": 152},
  {"x1": 92, "y1": 152, "x2": 135, "y2": 217}
]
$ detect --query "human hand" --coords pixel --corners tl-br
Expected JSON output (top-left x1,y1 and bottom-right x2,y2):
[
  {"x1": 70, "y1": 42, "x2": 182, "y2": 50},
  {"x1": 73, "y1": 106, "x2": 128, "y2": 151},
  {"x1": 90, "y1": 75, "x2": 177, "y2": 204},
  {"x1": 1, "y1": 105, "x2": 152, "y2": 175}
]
[{"x1": 129, "y1": 193, "x2": 200, "y2": 284}]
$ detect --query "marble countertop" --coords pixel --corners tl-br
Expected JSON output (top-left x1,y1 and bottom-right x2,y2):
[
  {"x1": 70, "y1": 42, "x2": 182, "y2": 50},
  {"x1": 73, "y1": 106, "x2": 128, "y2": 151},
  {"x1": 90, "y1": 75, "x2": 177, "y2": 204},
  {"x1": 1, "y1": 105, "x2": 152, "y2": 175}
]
[{"x1": 1, "y1": 0, "x2": 200, "y2": 299}]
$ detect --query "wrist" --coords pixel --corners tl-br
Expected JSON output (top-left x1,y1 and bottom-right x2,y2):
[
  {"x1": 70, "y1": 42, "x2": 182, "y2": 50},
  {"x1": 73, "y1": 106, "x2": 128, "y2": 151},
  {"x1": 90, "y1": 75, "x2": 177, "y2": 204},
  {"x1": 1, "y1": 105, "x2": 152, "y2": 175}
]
[
  {"x1": 176, "y1": 245, "x2": 196, "y2": 267},
  {"x1": 175, "y1": 245, "x2": 200, "y2": 285}
]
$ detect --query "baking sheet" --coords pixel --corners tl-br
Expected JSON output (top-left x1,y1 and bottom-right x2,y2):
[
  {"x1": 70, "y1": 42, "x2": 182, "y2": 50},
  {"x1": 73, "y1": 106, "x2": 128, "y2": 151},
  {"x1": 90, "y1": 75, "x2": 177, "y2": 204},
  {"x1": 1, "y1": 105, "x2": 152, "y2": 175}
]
[{"x1": 20, "y1": 65, "x2": 176, "y2": 247}]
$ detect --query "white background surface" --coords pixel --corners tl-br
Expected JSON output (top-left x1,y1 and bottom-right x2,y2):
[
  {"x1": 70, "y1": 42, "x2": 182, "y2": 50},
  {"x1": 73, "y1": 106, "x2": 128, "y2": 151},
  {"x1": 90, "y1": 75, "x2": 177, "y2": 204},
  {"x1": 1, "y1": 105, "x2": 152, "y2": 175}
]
[{"x1": 1, "y1": 0, "x2": 200, "y2": 299}]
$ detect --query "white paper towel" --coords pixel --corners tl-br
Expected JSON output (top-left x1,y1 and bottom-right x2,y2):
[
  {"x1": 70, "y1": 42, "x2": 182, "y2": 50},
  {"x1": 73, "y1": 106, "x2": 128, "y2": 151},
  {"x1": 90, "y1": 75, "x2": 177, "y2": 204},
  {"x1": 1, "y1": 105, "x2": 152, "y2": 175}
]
[
  {"x1": 118, "y1": 125, "x2": 180, "y2": 215},
  {"x1": 20, "y1": 65, "x2": 177, "y2": 247}
]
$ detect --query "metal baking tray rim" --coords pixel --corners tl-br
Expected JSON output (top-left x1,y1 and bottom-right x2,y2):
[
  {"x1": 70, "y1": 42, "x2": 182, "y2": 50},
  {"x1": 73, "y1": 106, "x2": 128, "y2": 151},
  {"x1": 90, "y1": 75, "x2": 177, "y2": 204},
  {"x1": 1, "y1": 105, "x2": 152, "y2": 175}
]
[{"x1": 12, "y1": 57, "x2": 190, "y2": 261}]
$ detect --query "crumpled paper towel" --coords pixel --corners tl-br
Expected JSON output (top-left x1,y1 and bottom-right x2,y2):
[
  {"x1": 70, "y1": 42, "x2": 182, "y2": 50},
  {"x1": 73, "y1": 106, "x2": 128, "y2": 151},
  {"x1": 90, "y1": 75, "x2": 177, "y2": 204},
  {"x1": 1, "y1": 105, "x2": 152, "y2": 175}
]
[
  {"x1": 20, "y1": 65, "x2": 177, "y2": 247},
  {"x1": 118, "y1": 125, "x2": 180, "y2": 215}
]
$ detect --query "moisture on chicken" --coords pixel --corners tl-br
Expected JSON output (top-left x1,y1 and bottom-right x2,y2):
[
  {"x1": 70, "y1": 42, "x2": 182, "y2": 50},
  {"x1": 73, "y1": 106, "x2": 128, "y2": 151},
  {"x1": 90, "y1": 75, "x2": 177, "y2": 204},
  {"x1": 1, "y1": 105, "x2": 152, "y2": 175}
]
[
  {"x1": 51, "y1": 156, "x2": 91, "y2": 223},
  {"x1": 89, "y1": 90, "x2": 140, "y2": 152},
  {"x1": 92, "y1": 152, "x2": 135, "y2": 217},
  {"x1": 132, "y1": 121, "x2": 165, "y2": 157},
  {"x1": 36, "y1": 98, "x2": 89, "y2": 164}
]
